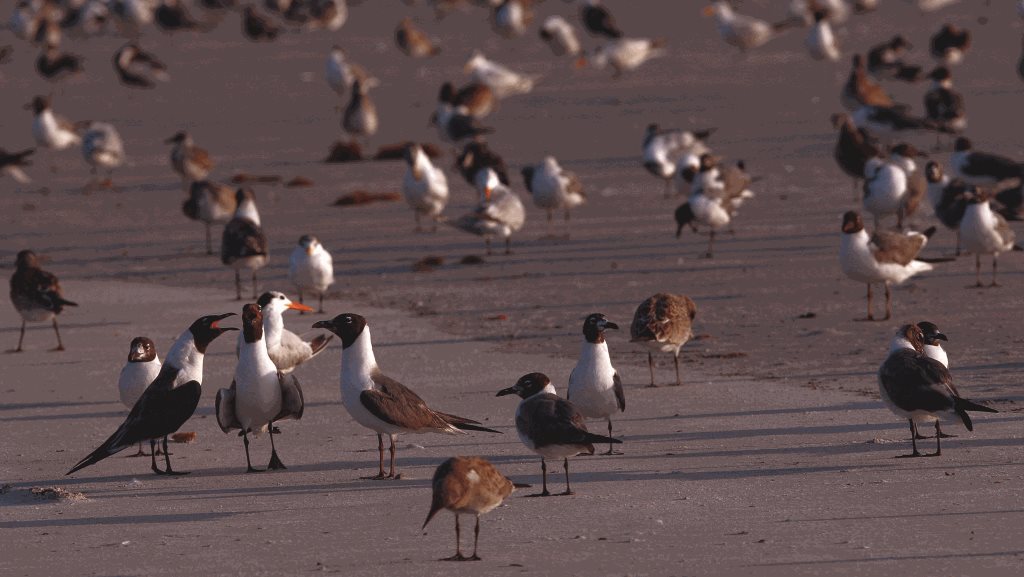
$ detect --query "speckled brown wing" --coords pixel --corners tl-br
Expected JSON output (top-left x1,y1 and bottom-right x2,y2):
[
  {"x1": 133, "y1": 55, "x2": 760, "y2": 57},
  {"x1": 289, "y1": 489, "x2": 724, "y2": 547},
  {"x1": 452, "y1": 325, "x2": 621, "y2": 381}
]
[
  {"x1": 361, "y1": 371, "x2": 451, "y2": 432},
  {"x1": 630, "y1": 293, "x2": 696, "y2": 346},
  {"x1": 993, "y1": 211, "x2": 1017, "y2": 248},
  {"x1": 10, "y1": 267, "x2": 76, "y2": 314},
  {"x1": 423, "y1": 456, "x2": 513, "y2": 528},
  {"x1": 190, "y1": 147, "x2": 214, "y2": 173},
  {"x1": 720, "y1": 165, "x2": 751, "y2": 206},
  {"x1": 870, "y1": 231, "x2": 926, "y2": 265}
]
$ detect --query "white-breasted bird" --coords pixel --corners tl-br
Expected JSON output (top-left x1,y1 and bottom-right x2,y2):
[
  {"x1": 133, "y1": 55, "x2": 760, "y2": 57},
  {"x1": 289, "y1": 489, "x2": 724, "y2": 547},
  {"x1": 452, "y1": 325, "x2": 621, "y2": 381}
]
[
  {"x1": 288, "y1": 235, "x2": 334, "y2": 313},
  {"x1": 878, "y1": 323, "x2": 996, "y2": 458},
  {"x1": 216, "y1": 303, "x2": 304, "y2": 472},
  {"x1": 28, "y1": 95, "x2": 81, "y2": 153},
  {"x1": 451, "y1": 168, "x2": 526, "y2": 255},
  {"x1": 311, "y1": 313, "x2": 500, "y2": 480},
  {"x1": 579, "y1": 37, "x2": 667, "y2": 77},
  {"x1": 402, "y1": 143, "x2": 449, "y2": 232},
  {"x1": 497, "y1": 372, "x2": 621, "y2": 496},
  {"x1": 805, "y1": 9, "x2": 839, "y2": 62},
  {"x1": 641, "y1": 124, "x2": 713, "y2": 197},
  {"x1": 221, "y1": 187, "x2": 269, "y2": 300},
  {"x1": 521, "y1": 156, "x2": 585, "y2": 230},
  {"x1": 567, "y1": 313, "x2": 624, "y2": 455},
  {"x1": 839, "y1": 211, "x2": 936, "y2": 321},
  {"x1": 464, "y1": 51, "x2": 535, "y2": 99},
  {"x1": 959, "y1": 189, "x2": 1020, "y2": 287},
  {"x1": 539, "y1": 15, "x2": 580, "y2": 57},
  {"x1": 117, "y1": 337, "x2": 162, "y2": 455},
  {"x1": 81, "y1": 121, "x2": 125, "y2": 188},
  {"x1": 183, "y1": 180, "x2": 237, "y2": 255}
]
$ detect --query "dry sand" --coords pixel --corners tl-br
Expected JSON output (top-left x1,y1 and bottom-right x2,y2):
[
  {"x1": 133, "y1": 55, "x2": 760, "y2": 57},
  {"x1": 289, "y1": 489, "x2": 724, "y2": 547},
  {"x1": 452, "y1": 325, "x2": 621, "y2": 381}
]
[{"x1": 1, "y1": 1, "x2": 1023, "y2": 575}]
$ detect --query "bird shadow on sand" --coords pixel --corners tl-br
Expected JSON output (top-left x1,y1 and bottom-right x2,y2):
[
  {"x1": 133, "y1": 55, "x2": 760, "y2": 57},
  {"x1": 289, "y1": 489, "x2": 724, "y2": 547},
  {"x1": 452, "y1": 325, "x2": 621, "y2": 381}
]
[
  {"x1": 0, "y1": 511, "x2": 256, "y2": 530},
  {"x1": 746, "y1": 549, "x2": 1024, "y2": 569}
]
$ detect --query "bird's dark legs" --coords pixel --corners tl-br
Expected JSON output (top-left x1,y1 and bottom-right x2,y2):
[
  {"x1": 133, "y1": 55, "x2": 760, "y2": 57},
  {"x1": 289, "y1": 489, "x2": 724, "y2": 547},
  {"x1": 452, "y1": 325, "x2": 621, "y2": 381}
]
[
  {"x1": 387, "y1": 434, "x2": 397, "y2": 478},
  {"x1": 362, "y1": 433, "x2": 389, "y2": 479},
  {"x1": 705, "y1": 230, "x2": 715, "y2": 258},
  {"x1": 929, "y1": 421, "x2": 942, "y2": 457},
  {"x1": 975, "y1": 254, "x2": 982, "y2": 287},
  {"x1": 243, "y1": 431, "x2": 262, "y2": 473},
  {"x1": 251, "y1": 270, "x2": 258, "y2": 299},
  {"x1": 318, "y1": 293, "x2": 324, "y2": 314},
  {"x1": 991, "y1": 255, "x2": 999, "y2": 287},
  {"x1": 504, "y1": 237, "x2": 511, "y2": 255},
  {"x1": 603, "y1": 419, "x2": 622, "y2": 455},
  {"x1": 468, "y1": 516, "x2": 481, "y2": 561},
  {"x1": 883, "y1": 283, "x2": 892, "y2": 320},
  {"x1": 897, "y1": 419, "x2": 922, "y2": 458},
  {"x1": 955, "y1": 229, "x2": 961, "y2": 256},
  {"x1": 267, "y1": 422, "x2": 286, "y2": 470},
  {"x1": 560, "y1": 457, "x2": 574, "y2": 496},
  {"x1": 150, "y1": 439, "x2": 162, "y2": 473},
  {"x1": 15, "y1": 319, "x2": 26, "y2": 352},
  {"x1": 441, "y1": 515, "x2": 465, "y2": 561},
  {"x1": 158, "y1": 436, "x2": 190, "y2": 475},
  {"x1": 51, "y1": 318, "x2": 65, "y2": 351},
  {"x1": 485, "y1": 237, "x2": 492, "y2": 256},
  {"x1": 205, "y1": 224, "x2": 213, "y2": 255},
  {"x1": 673, "y1": 353, "x2": 681, "y2": 386},
  {"x1": 234, "y1": 269, "x2": 242, "y2": 300},
  {"x1": 528, "y1": 458, "x2": 551, "y2": 497},
  {"x1": 646, "y1": 352, "x2": 656, "y2": 387},
  {"x1": 865, "y1": 283, "x2": 875, "y2": 321},
  {"x1": 128, "y1": 441, "x2": 147, "y2": 457}
]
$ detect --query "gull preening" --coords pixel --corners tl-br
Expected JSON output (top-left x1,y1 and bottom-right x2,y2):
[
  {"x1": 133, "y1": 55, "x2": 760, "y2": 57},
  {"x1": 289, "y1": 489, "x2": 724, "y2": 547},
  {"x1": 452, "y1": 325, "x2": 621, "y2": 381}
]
[{"x1": 402, "y1": 143, "x2": 450, "y2": 232}]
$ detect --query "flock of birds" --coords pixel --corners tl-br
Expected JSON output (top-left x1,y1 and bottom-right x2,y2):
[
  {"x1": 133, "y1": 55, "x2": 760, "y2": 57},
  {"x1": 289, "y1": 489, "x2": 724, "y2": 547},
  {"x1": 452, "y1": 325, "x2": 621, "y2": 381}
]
[{"x1": 3, "y1": 0, "x2": 1022, "y2": 562}]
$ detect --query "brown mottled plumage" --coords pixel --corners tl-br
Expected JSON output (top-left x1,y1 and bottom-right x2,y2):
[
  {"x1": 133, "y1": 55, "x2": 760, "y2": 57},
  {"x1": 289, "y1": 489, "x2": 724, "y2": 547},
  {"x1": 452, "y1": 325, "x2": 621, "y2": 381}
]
[
  {"x1": 630, "y1": 293, "x2": 697, "y2": 387},
  {"x1": 10, "y1": 250, "x2": 78, "y2": 352},
  {"x1": 423, "y1": 456, "x2": 514, "y2": 561},
  {"x1": 841, "y1": 54, "x2": 894, "y2": 111}
]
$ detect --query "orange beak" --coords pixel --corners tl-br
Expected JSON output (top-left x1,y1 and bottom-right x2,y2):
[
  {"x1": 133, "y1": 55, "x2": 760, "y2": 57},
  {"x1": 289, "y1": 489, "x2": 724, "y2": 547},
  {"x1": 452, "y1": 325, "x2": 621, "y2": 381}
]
[
  {"x1": 701, "y1": 5, "x2": 715, "y2": 17},
  {"x1": 287, "y1": 302, "x2": 314, "y2": 312},
  {"x1": 484, "y1": 186, "x2": 492, "y2": 200},
  {"x1": 574, "y1": 56, "x2": 587, "y2": 69}
]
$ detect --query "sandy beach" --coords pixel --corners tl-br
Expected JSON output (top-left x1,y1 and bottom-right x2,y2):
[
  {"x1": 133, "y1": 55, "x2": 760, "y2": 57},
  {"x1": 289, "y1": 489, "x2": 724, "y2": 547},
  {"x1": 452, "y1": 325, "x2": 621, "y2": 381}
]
[{"x1": 1, "y1": 0, "x2": 1023, "y2": 575}]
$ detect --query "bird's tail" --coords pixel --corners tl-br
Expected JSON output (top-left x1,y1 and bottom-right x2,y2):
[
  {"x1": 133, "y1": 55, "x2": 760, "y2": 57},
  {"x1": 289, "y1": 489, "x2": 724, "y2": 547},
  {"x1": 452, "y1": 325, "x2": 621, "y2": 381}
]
[
  {"x1": 581, "y1": 431, "x2": 622, "y2": 446},
  {"x1": 66, "y1": 431, "x2": 128, "y2": 475},
  {"x1": 307, "y1": 333, "x2": 334, "y2": 358},
  {"x1": 954, "y1": 397, "x2": 998, "y2": 432},
  {"x1": 438, "y1": 412, "x2": 501, "y2": 434},
  {"x1": 56, "y1": 296, "x2": 78, "y2": 307}
]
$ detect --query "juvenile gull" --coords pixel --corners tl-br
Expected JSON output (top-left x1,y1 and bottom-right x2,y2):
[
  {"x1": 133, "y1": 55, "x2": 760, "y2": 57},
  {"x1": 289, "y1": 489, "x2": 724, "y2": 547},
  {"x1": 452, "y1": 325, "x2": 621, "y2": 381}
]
[{"x1": 630, "y1": 293, "x2": 696, "y2": 387}]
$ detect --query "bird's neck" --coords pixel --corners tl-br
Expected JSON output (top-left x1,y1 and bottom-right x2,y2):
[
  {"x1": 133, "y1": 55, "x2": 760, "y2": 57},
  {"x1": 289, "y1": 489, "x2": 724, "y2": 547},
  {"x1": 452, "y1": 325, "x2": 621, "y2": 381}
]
[
  {"x1": 889, "y1": 336, "x2": 919, "y2": 354},
  {"x1": 166, "y1": 332, "x2": 204, "y2": 386},
  {"x1": 341, "y1": 328, "x2": 377, "y2": 387},
  {"x1": 236, "y1": 199, "x2": 261, "y2": 226},
  {"x1": 580, "y1": 339, "x2": 611, "y2": 364},
  {"x1": 262, "y1": 310, "x2": 284, "y2": 348}
]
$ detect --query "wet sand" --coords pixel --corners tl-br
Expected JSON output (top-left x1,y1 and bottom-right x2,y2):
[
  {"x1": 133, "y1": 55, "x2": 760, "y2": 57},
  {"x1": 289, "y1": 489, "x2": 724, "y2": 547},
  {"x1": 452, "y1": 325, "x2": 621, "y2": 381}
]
[{"x1": 1, "y1": 1, "x2": 1023, "y2": 575}]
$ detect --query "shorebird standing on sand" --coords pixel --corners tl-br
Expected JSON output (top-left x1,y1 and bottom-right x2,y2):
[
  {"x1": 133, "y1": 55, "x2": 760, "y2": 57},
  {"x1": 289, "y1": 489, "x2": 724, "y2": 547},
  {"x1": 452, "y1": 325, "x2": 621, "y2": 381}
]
[
  {"x1": 118, "y1": 337, "x2": 162, "y2": 456},
  {"x1": 222, "y1": 188, "x2": 269, "y2": 300},
  {"x1": 630, "y1": 293, "x2": 696, "y2": 387},
  {"x1": 567, "y1": 313, "x2": 624, "y2": 455},
  {"x1": 10, "y1": 250, "x2": 78, "y2": 352},
  {"x1": 289, "y1": 235, "x2": 334, "y2": 313}
]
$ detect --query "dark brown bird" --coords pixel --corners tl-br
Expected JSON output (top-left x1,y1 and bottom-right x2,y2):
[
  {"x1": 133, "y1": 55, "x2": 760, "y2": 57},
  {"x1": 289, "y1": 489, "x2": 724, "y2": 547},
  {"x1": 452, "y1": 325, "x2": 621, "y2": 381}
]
[
  {"x1": 242, "y1": 6, "x2": 279, "y2": 41},
  {"x1": 630, "y1": 293, "x2": 697, "y2": 387},
  {"x1": 831, "y1": 112, "x2": 881, "y2": 198},
  {"x1": 10, "y1": 250, "x2": 78, "y2": 352},
  {"x1": 113, "y1": 43, "x2": 170, "y2": 89},
  {"x1": 422, "y1": 456, "x2": 515, "y2": 561},
  {"x1": 841, "y1": 54, "x2": 895, "y2": 111},
  {"x1": 866, "y1": 35, "x2": 922, "y2": 82},
  {"x1": 0, "y1": 147, "x2": 34, "y2": 184},
  {"x1": 221, "y1": 188, "x2": 269, "y2": 300},
  {"x1": 35, "y1": 43, "x2": 83, "y2": 81},
  {"x1": 396, "y1": 17, "x2": 440, "y2": 58},
  {"x1": 930, "y1": 23, "x2": 970, "y2": 66}
]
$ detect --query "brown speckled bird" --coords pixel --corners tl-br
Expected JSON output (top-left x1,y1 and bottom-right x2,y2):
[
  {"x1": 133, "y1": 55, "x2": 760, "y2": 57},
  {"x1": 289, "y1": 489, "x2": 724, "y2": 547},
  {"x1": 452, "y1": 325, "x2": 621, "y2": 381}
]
[
  {"x1": 630, "y1": 293, "x2": 697, "y2": 387},
  {"x1": 10, "y1": 250, "x2": 78, "y2": 352}
]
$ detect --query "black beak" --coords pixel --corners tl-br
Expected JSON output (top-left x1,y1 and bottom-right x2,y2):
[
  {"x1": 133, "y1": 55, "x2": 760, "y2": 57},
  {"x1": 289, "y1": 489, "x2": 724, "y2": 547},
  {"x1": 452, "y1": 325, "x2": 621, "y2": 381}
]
[
  {"x1": 603, "y1": 321, "x2": 619, "y2": 330},
  {"x1": 211, "y1": 312, "x2": 238, "y2": 331},
  {"x1": 933, "y1": 332, "x2": 948, "y2": 342},
  {"x1": 312, "y1": 320, "x2": 334, "y2": 331},
  {"x1": 496, "y1": 386, "x2": 518, "y2": 397}
]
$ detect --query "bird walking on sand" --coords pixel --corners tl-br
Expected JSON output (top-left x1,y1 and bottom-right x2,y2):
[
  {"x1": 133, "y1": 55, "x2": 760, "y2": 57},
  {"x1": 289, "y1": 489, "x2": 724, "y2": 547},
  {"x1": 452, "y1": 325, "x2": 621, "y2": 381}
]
[
  {"x1": 288, "y1": 235, "x2": 334, "y2": 313},
  {"x1": 118, "y1": 337, "x2": 162, "y2": 457},
  {"x1": 402, "y1": 143, "x2": 450, "y2": 232},
  {"x1": 839, "y1": 211, "x2": 936, "y2": 321},
  {"x1": 567, "y1": 314, "x2": 624, "y2": 455},
  {"x1": 878, "y1": 323, "x2": 996, "y2": 458},
  {"x1": 464, "y1": 51, "x2": 535, "y2": 99},
  {"x1": 497, "y1": 372, "x2": 621, "y2": 496},
  {"x1": 422, "y1": 456, "x2": 515, "y2": 562},
  {"x1": 959, "y1": 189, "x2": 1020, "y2": 287},
  {"x1": 67, "y1": 314, "x2": 237, "y2": 476},
  {"x1": 539, "y1": 15, "x2": 580, "y2": 57},
  {"x1": 10, "y1": 250, "x2": 78, "y2": 352},
  {"x1": 312, "y1": 313, "x2": 501, "y2": 480},
  {"x1": 630, "y1": 293, "x2": 697, "y2": 387},
  {"x1": 216, "y1": 304, "x2": 304, "y2": 472},
  {"x1": 28, "y1": 95, "x2": 81, "y2": 154},
  {"x1": 222, "y1": 188, "x2": 269, "y2": 300}
]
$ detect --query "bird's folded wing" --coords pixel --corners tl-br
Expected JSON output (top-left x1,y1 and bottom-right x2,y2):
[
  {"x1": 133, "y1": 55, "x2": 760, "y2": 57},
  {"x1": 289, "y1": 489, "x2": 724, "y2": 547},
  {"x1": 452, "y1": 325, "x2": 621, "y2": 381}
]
[
  {"x1": 274, "y1": 373, "x2": 305, "y2": 422},
  {"x1": 215, "y1": 382, "x2": 241, "y2": 433}
]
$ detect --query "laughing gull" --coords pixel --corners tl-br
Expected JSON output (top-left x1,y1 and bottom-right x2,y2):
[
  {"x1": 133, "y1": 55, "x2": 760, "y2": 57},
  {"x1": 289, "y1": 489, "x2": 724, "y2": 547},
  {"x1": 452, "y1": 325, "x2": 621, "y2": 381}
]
[
  {"x1": 396, "y1": 17, "x2": 440, "y2": 58},
  {"x1": 521, "y1": 156, "x2": 585, "y2": 231},
  {"x1": 253, "y1": 291, "x2": 332, "y2": 373},
  {"x1": 930, "y1": 23, "x2": 970, "y2": 66},
  {"x1": 923, "y1": 161, "x2": 969, "y2": 254},
  {"x1": 29, "y1": 95, "x2": 80, "y2": 153},
  {"x1": 923, "y1": 67, "x2": 966, "y2": 143},
  {"x1": 342, "y1": 78, "x2": 379, "y2": 144},
  {"x1": 878, "y1": 323, "x2": 997, "y2": 458},
  {"x1": 866, "y1": 35, "x2": 921, "y2": 82},
  {"x1": 841, "y1": 55, "x2": 895, "y2": 111},
  {"x1": 831, "y1": 113, "x2": 881, "y2": 198},
  {"x1": 67, "y1": 313, "x2": 237, "y2": 475},
  {"x1": 288, "y1": 236, "x2": 334, "y2": 313},
  {"x1": 805, "y1": 9, "x2": 839, "y2": 62},
  {"x1": 10, "y1": 250, "x2": 78, "y2": 352},
  {"x1": 497, "y1": 373, "x2": 620, "y2": 496},
  {"x1": 183, "y1": 180, "x2": 236, "y2": 255},
  {"x1": 567, "y1": 314, "x2": 624, "y2": 455},
  {"x1": 422, "y1": 456, "x2": 515, "y2": 561},
  {"x1": 580, "y1": 38, "x2": 667, "y2": 77},
  {"x1": 916, "y1": 321, "x2": 949, "y2": 368},
  {"x1": 402, "y1": 143, "x2": 450, "y2": 232},
  {"x1": 950, "y1": 137, "x2": 1022, "y2": 186},
  {"x1": 118, "y1": 337, "x2": 162, "y2": 457},
  {"x1": 36, "y1": 43, "x2": 83, "y2": 81},
  {"x1": 166, "y1": 131, "x2": 213, "y2": 185},
  {"x1": 630, "y1": 293, "x2": 697, "y2": 387},
  {"x1": 641, "y1": 124, "x2": 713, "y2": 197},
  {"x1": 457, "y1": 141, "x2": 510, "y2": 187},
  {"x1": 464, "y1": 51, "x2": 535, "y2": 99},
  {"x1": 222, "y1": 187, "x2": 269, "y2": 300},
  {"x1": 113, "y1": 43, "x2": 170, "y2": 89},
  {"x1": 492, "y1": 0, "x2": 532, "y2": 38},
  {"x1": 81, "y1": 121, "x2": 125, "y2": 189},
  {"x1": 705, "y1": 1, "x2": 797, "y2": 52},
  {"x1": 217, "y1": 304, "x2": 304, "y2": 472},
  {"x1": 960, "y1": 189, "x2": 1020, "y2": 287},
  {"x1": 581, "y1": 0, "x2": 622, "y2": 39},
  {"x1": 539, "y1": 15, "x2": 581, "y2": 57},
  {"x1": 0, "y1": 147, "x2": 34, "y2": 184},
  {"x1": 312, "y1": 313, "x2": 500, "y2": 479},
  {"x1": 839, "y1": 211, "x2": 936, "y2": 321}
]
